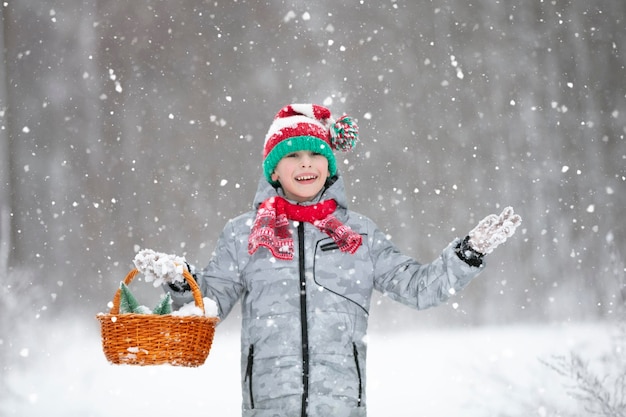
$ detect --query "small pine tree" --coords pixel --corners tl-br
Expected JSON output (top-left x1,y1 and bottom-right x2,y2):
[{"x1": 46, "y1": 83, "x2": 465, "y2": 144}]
[
  {"x1": 119, "y1": 282, "x2": 172, "y2": 315},
  {"x1": 119, "y1": 282, "x2": 142, "y2": 314},
  {"x1": 152, "y1": 293, "x2": 172, "y2": 315}
]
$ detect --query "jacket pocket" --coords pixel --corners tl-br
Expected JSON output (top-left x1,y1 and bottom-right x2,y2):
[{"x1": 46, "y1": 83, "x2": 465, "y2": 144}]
[
  {"x1": 244, "y1": 345, "x2": 255, "y2": 409},
  {"x1": 353, "y1": 343, "x2": 363, "y2": 407}
]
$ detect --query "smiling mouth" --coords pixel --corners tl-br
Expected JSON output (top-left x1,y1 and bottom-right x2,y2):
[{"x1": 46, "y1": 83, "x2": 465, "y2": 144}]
[{"x1": 296, "y1": 175, "x2": 318, "y2": 182}]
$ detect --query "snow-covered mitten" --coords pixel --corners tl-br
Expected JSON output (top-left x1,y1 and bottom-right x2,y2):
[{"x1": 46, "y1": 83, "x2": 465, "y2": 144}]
[
  {"x1": 133, "y1": 249, "x2": 188, "y2": 287},
  {"x1": 467, "y1": 206, "x2": 522, "y2": 255}
]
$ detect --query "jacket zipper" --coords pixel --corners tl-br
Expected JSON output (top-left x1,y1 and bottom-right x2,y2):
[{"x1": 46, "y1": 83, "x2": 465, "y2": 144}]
[
  {"x1": 298, "y1": 222, "x2": 310, "y2": 417},
  {"x1": 245, "y1": 344, "x2": 255, "y2": 409},
  {"x1": 353, "y1": 343, "x2": 363, "y2": 407}
]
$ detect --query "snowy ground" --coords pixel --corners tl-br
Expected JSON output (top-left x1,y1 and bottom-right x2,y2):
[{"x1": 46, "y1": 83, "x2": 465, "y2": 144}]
[{"x1": 1, "y1": 320, "x2": 614, "y2": 417}]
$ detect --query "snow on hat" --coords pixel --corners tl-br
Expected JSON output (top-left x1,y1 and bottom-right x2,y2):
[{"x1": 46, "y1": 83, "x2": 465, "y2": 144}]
[{"x1": 262, "y1": 103, "x2": 359, "y2": 184}]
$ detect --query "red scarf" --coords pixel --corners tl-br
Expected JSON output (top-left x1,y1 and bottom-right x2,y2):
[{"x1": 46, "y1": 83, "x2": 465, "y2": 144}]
[{"x1": 248, "y1": 196, "x2": 362, "y2": 260}]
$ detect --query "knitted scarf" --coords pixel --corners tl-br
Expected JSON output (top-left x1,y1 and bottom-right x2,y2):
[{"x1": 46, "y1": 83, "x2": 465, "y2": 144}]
[{"x1": 248, "y1": 196, "x2": 362, "y2": 260}]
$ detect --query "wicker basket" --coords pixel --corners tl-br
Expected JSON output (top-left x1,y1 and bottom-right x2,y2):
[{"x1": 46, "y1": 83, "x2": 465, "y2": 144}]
[{"x1": 97, "y1": 268, "x2": 219, "y2": 367}]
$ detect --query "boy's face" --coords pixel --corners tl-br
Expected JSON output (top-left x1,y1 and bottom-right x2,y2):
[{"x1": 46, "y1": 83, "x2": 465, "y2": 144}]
[{"x1": 271, "y1": 151, "x2": 330, "y2": 202}]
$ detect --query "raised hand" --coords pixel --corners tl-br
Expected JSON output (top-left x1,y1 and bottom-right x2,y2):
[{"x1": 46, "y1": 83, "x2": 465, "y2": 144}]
[{"x1": 468, "y1": 207, "x2": 522, "y2": 255}]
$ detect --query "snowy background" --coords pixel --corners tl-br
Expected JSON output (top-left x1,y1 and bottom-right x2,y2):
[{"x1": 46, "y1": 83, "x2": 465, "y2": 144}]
[{"x1": 1, "y1": 1, "x2": 625, "y2": 416}]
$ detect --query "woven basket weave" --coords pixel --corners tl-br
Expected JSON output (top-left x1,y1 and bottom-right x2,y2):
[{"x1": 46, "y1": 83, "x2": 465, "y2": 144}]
[{"x1": 97, "y1": 268, "x2": 218, "y2": 367}]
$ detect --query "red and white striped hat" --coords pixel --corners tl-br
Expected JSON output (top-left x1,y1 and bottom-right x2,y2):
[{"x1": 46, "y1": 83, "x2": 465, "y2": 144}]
[{"x1": 262, "y1": 104, "x2": 359, "y2": 184}]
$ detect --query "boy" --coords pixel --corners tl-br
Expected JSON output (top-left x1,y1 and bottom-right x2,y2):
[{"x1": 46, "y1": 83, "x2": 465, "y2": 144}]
[{"x1": 164, "y1": 104, "x2": 521, "y2": 417}]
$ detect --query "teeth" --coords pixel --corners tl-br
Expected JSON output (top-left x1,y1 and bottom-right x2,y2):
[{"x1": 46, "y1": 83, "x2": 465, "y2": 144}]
[{"x1": 296, "y1": 175, "x2": 317, "y2": 181}]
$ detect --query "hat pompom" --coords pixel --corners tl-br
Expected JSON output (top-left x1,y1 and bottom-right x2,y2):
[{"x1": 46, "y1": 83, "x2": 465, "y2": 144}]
[{"x1": 330, "y1": 115, "x2": 359, "y2": 152}]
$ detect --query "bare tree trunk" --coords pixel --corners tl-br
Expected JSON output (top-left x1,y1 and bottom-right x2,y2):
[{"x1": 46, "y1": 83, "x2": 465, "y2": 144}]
[
  {"x1": 0, "y1": 0, "x2": 12, "y2": 403},
  {"x1": 0, "y1": 0, "x2": 11, "y2": 277}
]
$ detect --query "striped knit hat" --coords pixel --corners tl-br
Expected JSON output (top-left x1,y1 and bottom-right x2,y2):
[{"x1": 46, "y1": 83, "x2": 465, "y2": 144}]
[{"x1": 262, "y1": 104, "x2": 359, "y2": 185}]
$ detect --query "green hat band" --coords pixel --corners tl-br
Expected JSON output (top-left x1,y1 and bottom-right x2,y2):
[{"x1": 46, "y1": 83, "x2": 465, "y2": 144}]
[{"x1": 263, "y1": 136, "x2": 337, "y2": 185}]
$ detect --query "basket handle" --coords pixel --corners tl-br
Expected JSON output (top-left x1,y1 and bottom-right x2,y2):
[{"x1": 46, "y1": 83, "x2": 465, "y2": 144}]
[{"x1": 109, "y1": 268, "x2": 205, "y2": 315}]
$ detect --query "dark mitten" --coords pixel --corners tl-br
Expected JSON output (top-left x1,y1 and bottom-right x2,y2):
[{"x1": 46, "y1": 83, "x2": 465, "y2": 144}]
[
  {"x1": 167, "y1": 279, "x2": 191, "y2": 293},
  {"x1": 167, "y1": 262, "x2": 194, "y2": 292},
  {"x1": 455, "y1": 236, "x2": 484, "y2": 267}
]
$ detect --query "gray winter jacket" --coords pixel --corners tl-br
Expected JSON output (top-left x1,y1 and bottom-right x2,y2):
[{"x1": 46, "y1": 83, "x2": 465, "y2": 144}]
[{"x1": 170, "y1": 173, "x2": 484, "y2": 417}]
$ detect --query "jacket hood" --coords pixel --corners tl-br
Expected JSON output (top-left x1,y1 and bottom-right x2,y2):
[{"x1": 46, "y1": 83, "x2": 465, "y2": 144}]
[{"x1": 252, "y1": 171, "x2": 349, "y2": 211}]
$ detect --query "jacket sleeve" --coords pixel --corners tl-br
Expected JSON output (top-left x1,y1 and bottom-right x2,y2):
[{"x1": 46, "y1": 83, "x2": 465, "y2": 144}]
[
  {"x1": 168, "y1": 220, "x2": 245, "y2": 320},
  {"x1": 368, "y1": 223, "x2": 485, "y2": 310}
]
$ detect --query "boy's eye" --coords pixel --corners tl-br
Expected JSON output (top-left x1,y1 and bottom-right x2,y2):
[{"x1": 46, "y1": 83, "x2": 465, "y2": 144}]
[{"x1": 285, "y1": 151, "x2": 321, "y2": 158}]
